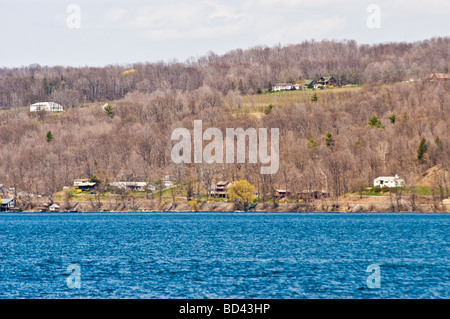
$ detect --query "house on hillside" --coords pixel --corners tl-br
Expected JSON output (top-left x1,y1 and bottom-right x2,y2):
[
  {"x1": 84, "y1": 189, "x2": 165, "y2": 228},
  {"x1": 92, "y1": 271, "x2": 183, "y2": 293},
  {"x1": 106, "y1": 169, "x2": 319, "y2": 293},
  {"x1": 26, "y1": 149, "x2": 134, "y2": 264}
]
[
  {"x1": 303, "y1": 79, "x2": 316, "y2": 89},
  {"x1": 427, "y1": 73, "x2": 450, "y2": 81},
  {"x1": 210, "y1": 181, "x2": 232, "y2": 198},
  {"x1": 163, "y1": 175, "x2": 176, "y2": 188},
  {"x1": 0, "y1": 198, "x2": 15, "y2": 211},
  {"x1": 274, "y1": 189, "x2": 292, "y2": 199},
  {"x1": 110, "y1": 182, "x2": 148, "y2": 191},
  {"x1": 74, "y1": 179, "x2": 97, "y2": 191},
  {"x1": 373, "y1": 175, "x2": 405, "y2": 188},
  {"x1": 318, "y1": 76, "x2": 338, "y2": 87},
  {"x1": 73, "y1": 179, "x2": 90, "y2": 187},
  {"x1": 147, "y1": 183, "x2": 156, "y2": 192},
  {"x1": 30, "y1": 102, "x2": 64, "y2": 112},
  {"x1": 272, "y1": 83, "x2": 296, "y2": 91}
]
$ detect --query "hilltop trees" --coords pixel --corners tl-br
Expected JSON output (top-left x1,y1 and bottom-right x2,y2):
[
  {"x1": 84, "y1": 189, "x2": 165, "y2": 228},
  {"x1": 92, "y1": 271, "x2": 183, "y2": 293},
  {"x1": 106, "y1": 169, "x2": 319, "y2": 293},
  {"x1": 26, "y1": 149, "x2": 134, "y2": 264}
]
[{"x1": 1, "y1": 37, "x2": 449, "y2": 110}]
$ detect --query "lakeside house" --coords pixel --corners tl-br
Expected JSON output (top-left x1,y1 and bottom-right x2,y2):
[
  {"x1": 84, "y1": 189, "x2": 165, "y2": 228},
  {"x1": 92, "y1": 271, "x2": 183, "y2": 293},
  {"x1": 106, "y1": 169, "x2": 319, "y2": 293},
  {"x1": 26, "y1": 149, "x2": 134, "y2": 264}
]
[
  {"x1": 110, "y1": 181, "x2": 150, "y2": 191},
  {"x1": 373, "y1": 175, "x2": 405, "y2": 188},
  {"x1": 0, "y1": 198, "x2": 15, "y2": 211},
  {"x1": 73, "y1": 179, "x2": 97, "y2": 191},
  {"x1": 274, "y1": 189, "x2": 292, "y2": 199},
  {"x1": 30, "y1": 102, "x2": 64, "y2": 112},
  {"x1": 297, "y1": 190, "x2": 329, "y2": 202},
  {"x1": 210, "y1": 181, "x2": 232, "y2": 198},
  {"x1": 163, "y1": 175, "x2": 176, "y2": 188},
  {"x1": 147, "y1": 183, "x2": 156, "y2": 192}
]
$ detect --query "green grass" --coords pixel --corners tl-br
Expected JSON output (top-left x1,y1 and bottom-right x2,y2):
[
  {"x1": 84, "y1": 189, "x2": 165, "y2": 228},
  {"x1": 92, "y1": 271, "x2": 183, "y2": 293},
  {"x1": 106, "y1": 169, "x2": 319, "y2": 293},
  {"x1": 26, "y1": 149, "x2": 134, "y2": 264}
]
[
  {"x1": 238, "y1": 85, "x2": 363, "y2": 113},
  {"x1": 359, "y1": 185, "x2": 445, "y2": 197}
]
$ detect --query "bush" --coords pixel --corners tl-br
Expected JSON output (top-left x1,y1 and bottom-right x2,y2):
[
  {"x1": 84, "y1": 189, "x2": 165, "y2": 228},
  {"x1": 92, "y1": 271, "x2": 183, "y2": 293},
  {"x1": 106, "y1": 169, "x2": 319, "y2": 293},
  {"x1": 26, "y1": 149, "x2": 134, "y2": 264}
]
[{"x1": 189, "y1": 200, "x2": 200, "y2": 212}]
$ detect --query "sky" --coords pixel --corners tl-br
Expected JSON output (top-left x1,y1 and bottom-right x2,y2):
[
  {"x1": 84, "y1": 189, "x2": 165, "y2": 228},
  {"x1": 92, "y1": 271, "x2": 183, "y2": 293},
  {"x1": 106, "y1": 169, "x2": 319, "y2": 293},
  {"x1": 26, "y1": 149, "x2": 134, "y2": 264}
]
[{"x1": 0, "y1": 0, "x2": 449, "y2": 68}]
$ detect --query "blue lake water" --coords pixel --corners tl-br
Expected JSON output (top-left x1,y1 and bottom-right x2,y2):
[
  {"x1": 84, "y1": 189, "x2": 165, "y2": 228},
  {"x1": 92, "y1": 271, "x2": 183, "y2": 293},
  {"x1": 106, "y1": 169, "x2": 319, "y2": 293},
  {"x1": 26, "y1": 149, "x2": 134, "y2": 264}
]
[{"x1": 0, "y1": 212, "x2": 448, "y2": 299}]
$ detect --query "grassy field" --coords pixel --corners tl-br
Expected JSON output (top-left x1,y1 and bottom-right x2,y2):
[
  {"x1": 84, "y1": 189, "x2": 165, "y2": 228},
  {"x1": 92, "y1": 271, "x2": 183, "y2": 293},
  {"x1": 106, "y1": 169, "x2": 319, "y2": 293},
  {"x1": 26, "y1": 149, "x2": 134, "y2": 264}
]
[{"x1": 233, "y1": 85, "x2": 363, "y2": 114}]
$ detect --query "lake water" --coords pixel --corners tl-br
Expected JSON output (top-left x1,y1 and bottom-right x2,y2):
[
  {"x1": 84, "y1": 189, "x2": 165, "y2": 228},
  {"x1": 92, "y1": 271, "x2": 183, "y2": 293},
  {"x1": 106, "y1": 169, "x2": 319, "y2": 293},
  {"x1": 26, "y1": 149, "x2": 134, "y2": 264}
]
[{"x1": 0, "y1": 212, "x2": 448, "y2": 299}]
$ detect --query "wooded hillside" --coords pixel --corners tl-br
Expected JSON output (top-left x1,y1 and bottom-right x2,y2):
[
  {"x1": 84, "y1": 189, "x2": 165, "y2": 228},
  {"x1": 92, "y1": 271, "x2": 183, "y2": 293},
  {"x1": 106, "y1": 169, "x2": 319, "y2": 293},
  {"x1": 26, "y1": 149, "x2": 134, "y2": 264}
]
[{"x1": 0, "y1": 38, "x2": 449, "y2": 205}]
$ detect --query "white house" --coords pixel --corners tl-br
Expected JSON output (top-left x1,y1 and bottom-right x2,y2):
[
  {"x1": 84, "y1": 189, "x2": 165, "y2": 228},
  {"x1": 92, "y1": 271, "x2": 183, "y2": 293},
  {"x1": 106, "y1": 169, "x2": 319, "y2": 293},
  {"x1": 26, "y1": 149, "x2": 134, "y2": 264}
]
[
  {"x1": 163, "y1": 175, "x2": 176, "y2": 188},
  {"x1": 272, "y1": 83, "x2": 296, "y2": 91},
  {"x1": 110, "y1": 182, "x2": 148, "y2": 191},
  {"x1": 73, "y1": 179, "x2": 97, "y2": 190},
  {"x1": 30, "y1": 102, "x2": 64, "y2": 112},
  {"x1": 73, "y1": 179, "x2": 90, "y2": 187},
  {"x1": 0, "y1": 198, "x2": 15, "y2": 211},
  {"x1": 373, "y1": 175, "x2": 405, "y2": 188}
]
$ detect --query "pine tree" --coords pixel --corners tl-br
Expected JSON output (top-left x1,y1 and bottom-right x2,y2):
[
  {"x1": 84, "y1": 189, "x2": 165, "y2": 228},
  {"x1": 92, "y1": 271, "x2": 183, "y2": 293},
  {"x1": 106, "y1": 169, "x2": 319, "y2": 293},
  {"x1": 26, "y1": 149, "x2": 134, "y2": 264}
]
[
  {"x1": 323, "y1": 132, "x2": 335, "y2": 149},
  {"x1": 417, "y1": 138, "x2": 428, "y2": 162},
  {"x1": 46, "y1": 130, "x2": 54, "y2": 142}
]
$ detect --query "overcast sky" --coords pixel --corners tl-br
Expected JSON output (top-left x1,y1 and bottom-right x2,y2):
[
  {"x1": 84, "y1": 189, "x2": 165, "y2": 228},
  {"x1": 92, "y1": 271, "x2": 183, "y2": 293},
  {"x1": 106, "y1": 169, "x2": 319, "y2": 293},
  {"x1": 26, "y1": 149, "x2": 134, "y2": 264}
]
[{"x1": 0, "y1": 0, "x2": 448, "y2": 68}]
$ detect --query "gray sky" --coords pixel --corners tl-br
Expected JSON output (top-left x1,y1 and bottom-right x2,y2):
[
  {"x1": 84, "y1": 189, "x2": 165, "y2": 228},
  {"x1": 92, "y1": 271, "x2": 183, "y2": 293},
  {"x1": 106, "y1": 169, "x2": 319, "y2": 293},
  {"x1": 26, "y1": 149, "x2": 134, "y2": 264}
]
[{"x1": 0, "y1": 0, "x2": 449, "y2": 67}]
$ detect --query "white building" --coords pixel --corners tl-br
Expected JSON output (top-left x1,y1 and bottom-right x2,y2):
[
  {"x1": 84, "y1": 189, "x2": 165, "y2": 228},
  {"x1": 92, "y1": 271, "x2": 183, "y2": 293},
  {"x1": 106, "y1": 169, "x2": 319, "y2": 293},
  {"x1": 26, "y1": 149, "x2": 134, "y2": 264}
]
[
  {"x1": 163, "y1": 175, "x2": 176, "y2": 188},
  {"x1": 30, "y1": 102, "x2": 64, "y2": 112},
  {"x1": 110, "y1": 182, "x2": 148, "y2": 191},
  {"x1": 373, "y1": 175, "x2": 405, "y2": 188},
  {"x1": 272, "y1": 83, "x2": 297, "y2": 91}
]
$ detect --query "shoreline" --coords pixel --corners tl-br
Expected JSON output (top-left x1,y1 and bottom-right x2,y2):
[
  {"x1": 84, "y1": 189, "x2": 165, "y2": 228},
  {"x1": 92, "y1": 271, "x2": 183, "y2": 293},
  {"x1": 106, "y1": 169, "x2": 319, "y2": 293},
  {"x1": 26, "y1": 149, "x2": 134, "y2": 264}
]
[{"x1": 6, "y1": 200, "x2": 449, "y2": 214}]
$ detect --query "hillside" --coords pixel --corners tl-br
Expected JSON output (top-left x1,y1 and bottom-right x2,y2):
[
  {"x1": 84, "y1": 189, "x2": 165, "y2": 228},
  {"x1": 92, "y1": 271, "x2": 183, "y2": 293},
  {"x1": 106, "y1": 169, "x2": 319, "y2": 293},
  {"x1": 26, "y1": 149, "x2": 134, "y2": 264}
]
[{"x1": 0, "y1": 38, "x2": 449, "y2": 212}]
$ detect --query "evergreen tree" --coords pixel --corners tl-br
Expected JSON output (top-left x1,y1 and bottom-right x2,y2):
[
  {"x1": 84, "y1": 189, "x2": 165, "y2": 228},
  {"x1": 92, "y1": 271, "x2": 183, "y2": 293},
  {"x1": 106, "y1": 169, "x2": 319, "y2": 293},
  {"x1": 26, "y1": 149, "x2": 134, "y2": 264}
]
[
  {"x1": 417, "y1": 138, "x2": 428, "y2": 162},
  {"x1": 323, "y1": 132, "x2": 335, "y2": 149},
  {"x1": 104, "y1": 104, "x2": 114, "y2": 117},
  {"x1": 368, "y1": 116, "x2": 382, "y2": 128},
  {"x1": 46, "y1": 130, "x2": 54, "y2": 142},
  {"x1": 389, "y1": 114, "x2": 396, "y2": 124}
]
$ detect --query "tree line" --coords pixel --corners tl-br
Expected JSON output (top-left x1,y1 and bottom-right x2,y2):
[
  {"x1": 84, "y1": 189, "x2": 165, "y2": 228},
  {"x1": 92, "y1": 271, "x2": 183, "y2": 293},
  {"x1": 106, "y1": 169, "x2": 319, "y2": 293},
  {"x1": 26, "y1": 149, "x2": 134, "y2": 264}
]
[{"x1": 0, "y1": 37, "x2": 448, "y2": 109}]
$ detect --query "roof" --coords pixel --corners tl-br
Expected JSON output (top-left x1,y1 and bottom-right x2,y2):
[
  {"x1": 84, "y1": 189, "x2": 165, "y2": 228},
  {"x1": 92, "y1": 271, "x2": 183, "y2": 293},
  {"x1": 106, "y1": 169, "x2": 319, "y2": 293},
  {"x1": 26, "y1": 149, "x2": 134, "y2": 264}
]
[
  {"x1": 30, "y1": 102, "x2": 63, "y2": 107},
  {"x1": 217, "y1": 181, "x2": 230, "y2": 186},
  {"x1": 110, "y1": 182, "x2": 147, "y2": 187},
  {"x1": 275, "y1": 83, "x2": 294, "y2": 86},
  {"x1": 1, "y1": 198, "x2": 14, "y2": 204},
  {"x1": 303, "y1": 79, "x2": 314, "y2": 85},
  {"x1": 374, "y1": 176, "x2": 403, "y2": 180},
  {"x1": 322, "y1": 75, "x2": 334, "y2": 81},
  {"x1": 77, "y1": 182, "x2": 96, "y2": 186}
]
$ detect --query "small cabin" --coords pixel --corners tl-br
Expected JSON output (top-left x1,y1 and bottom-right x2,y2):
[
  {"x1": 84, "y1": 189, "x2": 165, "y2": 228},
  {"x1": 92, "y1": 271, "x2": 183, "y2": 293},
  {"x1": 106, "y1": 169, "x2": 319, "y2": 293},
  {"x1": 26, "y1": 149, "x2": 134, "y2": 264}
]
[{"x1": 373, "y1": 175, "x2": 405, "y2": 188}]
